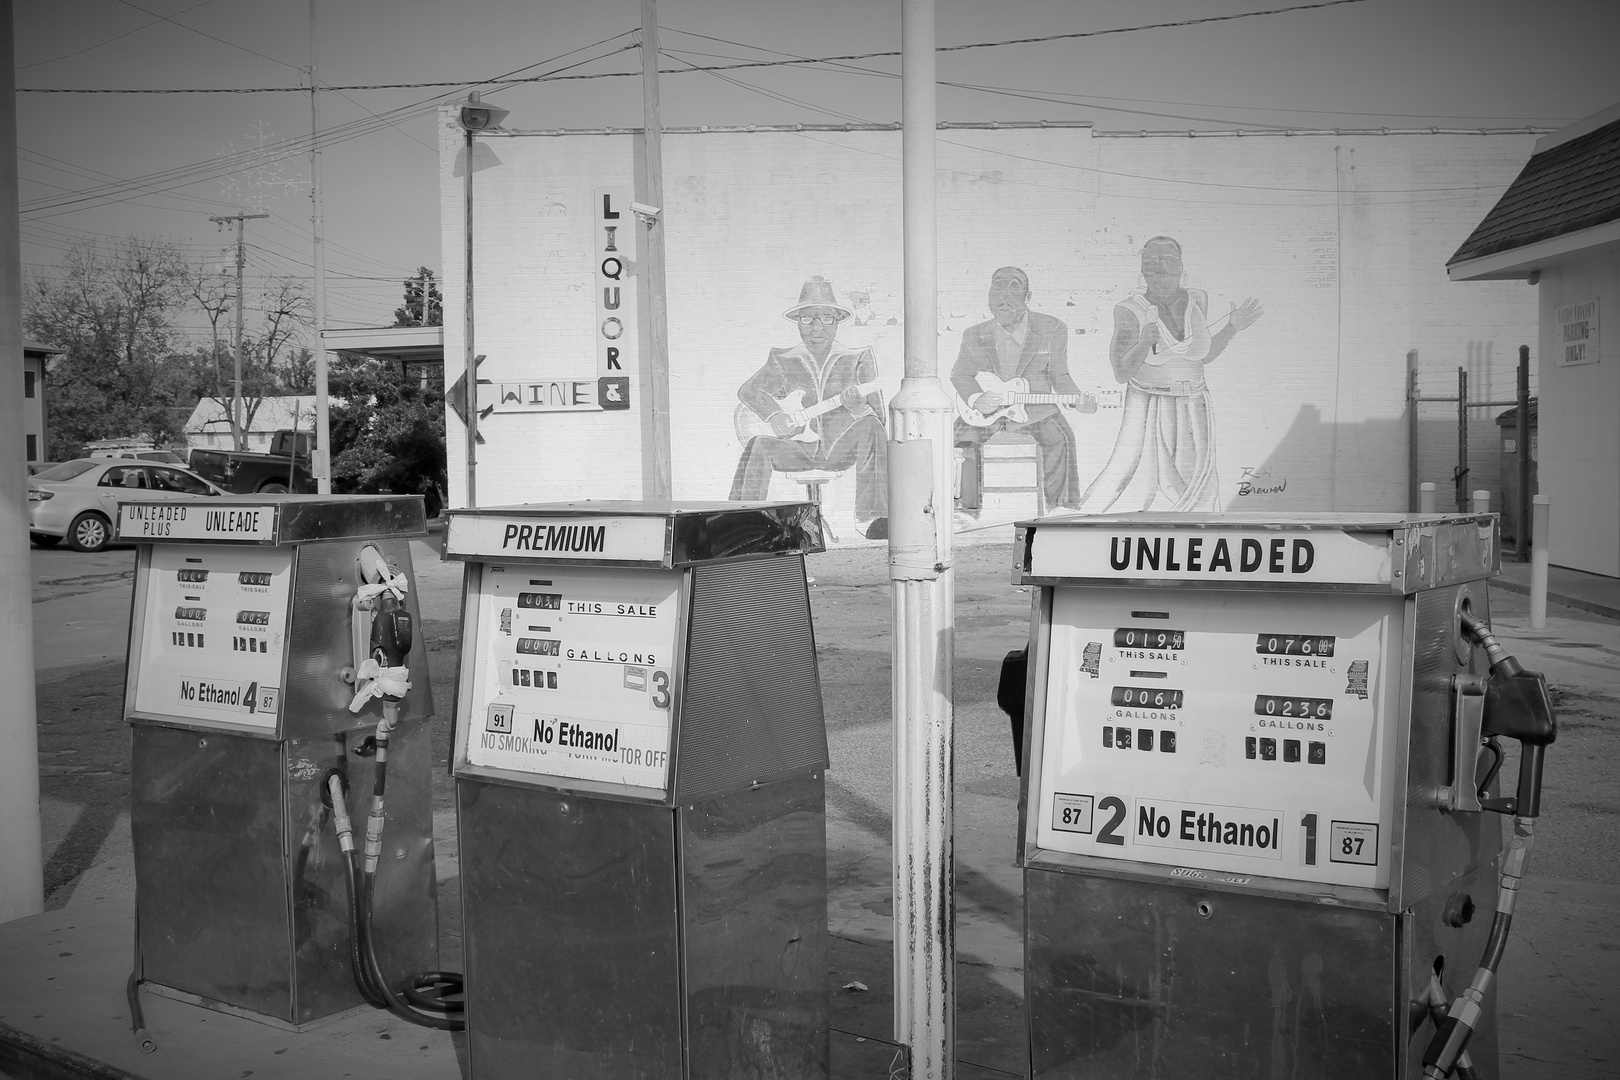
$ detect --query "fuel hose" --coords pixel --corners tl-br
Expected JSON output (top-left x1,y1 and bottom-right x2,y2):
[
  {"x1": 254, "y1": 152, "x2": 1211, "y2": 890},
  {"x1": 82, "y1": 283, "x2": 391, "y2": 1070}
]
[{"x1": 1422, "y1": 611, "x2": 1555, "y2": 1078}]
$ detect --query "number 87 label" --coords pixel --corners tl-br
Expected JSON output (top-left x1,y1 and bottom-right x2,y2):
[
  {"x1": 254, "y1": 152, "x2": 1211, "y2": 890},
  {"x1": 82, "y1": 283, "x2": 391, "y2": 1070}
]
[
  {"x1": 1052, "y1": 793, "x2": 1094, "y2": 834},
  {"x1": 1329, "y1": 820, "x2": 1378, "y2": 865}
]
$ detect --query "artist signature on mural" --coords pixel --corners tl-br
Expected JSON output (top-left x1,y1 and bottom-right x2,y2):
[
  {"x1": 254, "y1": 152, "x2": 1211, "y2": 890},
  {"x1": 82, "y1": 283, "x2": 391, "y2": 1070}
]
[{"x1": 1236, "y1": 465, "x2": 1286, "y2": 497}]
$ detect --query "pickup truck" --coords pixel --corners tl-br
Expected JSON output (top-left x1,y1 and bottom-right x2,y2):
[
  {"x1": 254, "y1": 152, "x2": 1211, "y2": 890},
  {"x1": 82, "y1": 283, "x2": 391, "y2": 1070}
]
[{"x1": 188, "y1": 429, "x2": 319, "y2": 494}]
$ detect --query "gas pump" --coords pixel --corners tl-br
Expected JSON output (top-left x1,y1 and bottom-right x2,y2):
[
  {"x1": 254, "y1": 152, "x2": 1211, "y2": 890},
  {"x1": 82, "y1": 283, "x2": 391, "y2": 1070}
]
[
  {"x1": 117, "y1": 495, "x2": 440, "y2": 1041},
  {"x1": 444, "y1": 500, "x2": 831, "y2": 1079},
  {"x1": 1002, "y1": 512, "x2": 1555, "y2": 1079}
]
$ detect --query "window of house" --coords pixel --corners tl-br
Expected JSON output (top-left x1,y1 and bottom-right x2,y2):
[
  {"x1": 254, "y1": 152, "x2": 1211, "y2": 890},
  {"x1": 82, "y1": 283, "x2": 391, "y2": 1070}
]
[{"x1": 24, "y1": 371, "x2": 35, "y2": 398}]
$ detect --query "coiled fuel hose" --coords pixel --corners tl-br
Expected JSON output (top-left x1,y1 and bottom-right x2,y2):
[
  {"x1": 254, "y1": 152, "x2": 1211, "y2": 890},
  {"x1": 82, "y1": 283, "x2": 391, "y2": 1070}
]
[
  {"x1": 1421, "y1": 610, "x2": 1557, "y2": 1079},
  {"x1": 329, "y1": 585, "x2": 465, "y2": 1031}
]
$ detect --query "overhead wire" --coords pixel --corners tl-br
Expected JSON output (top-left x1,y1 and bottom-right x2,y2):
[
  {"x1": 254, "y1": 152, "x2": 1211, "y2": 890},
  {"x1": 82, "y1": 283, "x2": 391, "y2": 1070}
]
[
  {"x1": 20, "y1": 1, "x2": 1369, "y2": 94},
  {"x1": 20, "y1": 0, "x2": 224, "y2": 70},
  {"x1": 19, "y1": 32, "x2": 640, "y2": 218}
]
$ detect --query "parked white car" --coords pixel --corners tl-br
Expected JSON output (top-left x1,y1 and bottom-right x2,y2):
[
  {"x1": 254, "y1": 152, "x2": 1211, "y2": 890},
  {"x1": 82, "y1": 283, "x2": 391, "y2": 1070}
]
[{"x1": 28, "y1": 459, "x2": 225, "y2": 552}]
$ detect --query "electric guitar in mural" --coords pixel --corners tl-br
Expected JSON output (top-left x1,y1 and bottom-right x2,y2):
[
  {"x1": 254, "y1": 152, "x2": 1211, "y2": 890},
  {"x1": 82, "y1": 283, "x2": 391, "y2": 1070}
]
[
  {"x1": 734, "y1": 383, "x2": 882, "y2": 444},
  {"x1": 955, "y1": 371, "x2": 1097, "y2": 427}
]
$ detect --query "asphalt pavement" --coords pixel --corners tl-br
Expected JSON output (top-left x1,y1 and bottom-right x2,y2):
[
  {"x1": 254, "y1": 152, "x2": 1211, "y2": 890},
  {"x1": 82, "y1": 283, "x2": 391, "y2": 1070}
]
[{"x1": 3, "y1": 531, "x2": 1617, "y2": 1079}]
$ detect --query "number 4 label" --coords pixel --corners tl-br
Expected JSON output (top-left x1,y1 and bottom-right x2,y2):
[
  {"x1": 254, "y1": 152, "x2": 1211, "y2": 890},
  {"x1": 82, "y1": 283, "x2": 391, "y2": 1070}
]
[{"x1": 1329, "y1": 820, "x2": 1378, "y2": 865}]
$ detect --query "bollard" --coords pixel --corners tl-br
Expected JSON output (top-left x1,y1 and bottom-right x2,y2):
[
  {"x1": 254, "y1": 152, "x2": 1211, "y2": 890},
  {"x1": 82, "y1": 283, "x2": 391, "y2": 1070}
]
[
  {"x1": 1473, "y1": 490, "x2": 1490, "y2": 514},
  {"x1": 1530, "y1": 495, "x2": 1550, "y2": 629},
  {"x1": 1420, "y1": 482, "x2": 1436, "y2": 514}
]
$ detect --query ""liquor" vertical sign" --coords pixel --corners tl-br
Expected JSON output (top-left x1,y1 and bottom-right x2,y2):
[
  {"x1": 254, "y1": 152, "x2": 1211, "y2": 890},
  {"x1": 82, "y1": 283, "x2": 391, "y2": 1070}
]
[{"x1": 595, "y1": 188, "x2": 634, "y2": 410}]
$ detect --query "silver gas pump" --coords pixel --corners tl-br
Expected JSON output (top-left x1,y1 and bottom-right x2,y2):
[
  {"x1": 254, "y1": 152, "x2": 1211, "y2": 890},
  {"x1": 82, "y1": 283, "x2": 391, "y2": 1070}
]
[
  {"x1": 1003, "y1": 513, "x2": 1555, "y2": 1079},
  {"x1": 117, "y1": 495, "x2": 440, "y2": 1041},
  {"x1": 444, "y1": 500, "x2": 832, "y2": 1079}
]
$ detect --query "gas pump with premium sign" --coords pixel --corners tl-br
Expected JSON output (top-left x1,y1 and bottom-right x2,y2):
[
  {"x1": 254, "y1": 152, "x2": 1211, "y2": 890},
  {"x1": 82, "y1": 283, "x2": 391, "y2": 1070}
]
[
  {"x1": 1003, "y1": 513, "x2": 1555, "y2": 1079},
  {"x1": 444, "y1": 500, "x2": 832, "y2": 1079},
  {"x1": 117, "y1": 495, "x2": 441, "y2": 1043}
]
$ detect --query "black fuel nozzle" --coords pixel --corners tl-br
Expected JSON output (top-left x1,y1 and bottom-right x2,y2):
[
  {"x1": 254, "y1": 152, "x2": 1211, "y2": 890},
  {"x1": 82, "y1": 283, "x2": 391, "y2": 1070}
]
[
  {"x1": 1482, "y1": 667, "x2": 1556, "y2": 818},
  {"x1": 998, "y1": 647, "x2": 1029, "y2": 776},
  {"x1": 1460, "y1": 610, "x2": 1556, "y2": 818},
  {"x1": 369, "y1": 592, "x2": 413, "y2": 668}
]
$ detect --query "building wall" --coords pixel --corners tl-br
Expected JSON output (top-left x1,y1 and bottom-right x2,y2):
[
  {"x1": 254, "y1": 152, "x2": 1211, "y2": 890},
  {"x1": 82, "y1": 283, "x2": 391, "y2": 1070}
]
[
  {"x1": 1537, "y1": 252, "x2": 1620, "y2": 576},
  {"x1": 22, "y1": 356, "x2": 46, "y2": 463},
  {"x1": 441, "y1": 120, "x2": 1538, "y2": 538}
]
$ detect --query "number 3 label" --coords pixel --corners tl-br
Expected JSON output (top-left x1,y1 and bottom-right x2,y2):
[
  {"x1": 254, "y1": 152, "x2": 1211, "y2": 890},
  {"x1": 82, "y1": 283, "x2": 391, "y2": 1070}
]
[{"x1": 650, "y1": 669, "x2": 670, "y2": 709}]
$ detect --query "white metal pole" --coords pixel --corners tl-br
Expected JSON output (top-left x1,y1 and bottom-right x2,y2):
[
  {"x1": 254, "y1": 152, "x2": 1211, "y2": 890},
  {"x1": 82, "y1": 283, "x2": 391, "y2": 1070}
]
[
  {"x1": 463, "y1": 127, "x2": 478, "y2": 507},
  {"x1": 0, "y1": 0, "x2": 45, "y2": 923},
  {"x1": 1530, "y1": 494, "x2": 1550, "y2": 629},
  {"x1": 1419, "y1": 482, "x2": 1436, "y2": 515},
  {"x1": 233, "y1": 216, "x2": 246, "y2": 450},
  {"x1": 641, "y1": 0, "x2": 672, "y2": 500},
  {"x1": 892, "y1": 0, "x2": 956, "y2": 1074},
  {"x1": 309, "y1": 0, "x2": 331, "y2": 493},
  {"x1": 1472, "y1": 489, "x2": 1490, "y2": 514}
]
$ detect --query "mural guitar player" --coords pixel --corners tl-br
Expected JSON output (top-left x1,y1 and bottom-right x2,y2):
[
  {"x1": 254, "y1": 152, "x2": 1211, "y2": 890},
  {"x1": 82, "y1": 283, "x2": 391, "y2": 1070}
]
[
  {"x1": 953, "y1": 266, "x2": 1096, "y2": 516},
  {"x1": 730, "y1": 276, "x2": 888, "y2": 540}
]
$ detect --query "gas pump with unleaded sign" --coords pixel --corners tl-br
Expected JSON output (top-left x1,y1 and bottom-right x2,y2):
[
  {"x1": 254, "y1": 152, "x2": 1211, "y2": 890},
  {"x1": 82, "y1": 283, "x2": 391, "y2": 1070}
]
[
  {"x1": 445, "y1": 500, "x2": 831, "y2": 1079},
  {"x1": 1004, "y1": 513, "x2": 1556, "y2": 1079},
  {"x1": 116, "y1": 495, "x2": 442, "y2": 1045}
]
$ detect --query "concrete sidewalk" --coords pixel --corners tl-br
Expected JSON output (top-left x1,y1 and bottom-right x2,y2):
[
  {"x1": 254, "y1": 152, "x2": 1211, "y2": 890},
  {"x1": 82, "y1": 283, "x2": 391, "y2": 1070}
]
[{"x1": 4, "y1": 535, "x2": 1617, "y2": 1078}]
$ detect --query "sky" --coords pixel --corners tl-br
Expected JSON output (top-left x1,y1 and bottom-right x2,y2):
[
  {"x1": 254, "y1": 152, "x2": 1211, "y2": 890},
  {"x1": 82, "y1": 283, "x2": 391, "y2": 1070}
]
[{"x1": 15, "y1": 0, "x2": 1620, "y2": 346}]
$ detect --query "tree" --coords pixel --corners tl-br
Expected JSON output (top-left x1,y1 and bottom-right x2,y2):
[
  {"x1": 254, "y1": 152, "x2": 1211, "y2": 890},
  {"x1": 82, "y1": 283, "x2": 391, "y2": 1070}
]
[
  {"x1": 183, "y1": 271, "x2": 314, "y2": 446},
  {"x1": 26, "y1": 237, "x2": 192, "y2": 457},
  {"x1": 393, "y1": 267, "x2": 443, "y2": 327},
  {"x1": 328, "y1": 352, "x2": 446, "y2": 515}
]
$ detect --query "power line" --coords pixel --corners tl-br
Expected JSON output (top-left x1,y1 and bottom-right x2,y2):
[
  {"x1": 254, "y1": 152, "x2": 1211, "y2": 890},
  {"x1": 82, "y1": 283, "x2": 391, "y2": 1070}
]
[
  {"x1": 20, "y1": 0, "x2": 224, "y2": 70},
  {"x1": 21, "y1": 43, "x2": 640, "y2": 93},
  {"x1": 21, "y1": 2, "x2": 1368, "y2": 94},
  {"x1": 110, "y1": 0, "x2": 302, "y2": 72},
  {"x1": 19, "y1": 34, "x2": 640, "y2": 217}
]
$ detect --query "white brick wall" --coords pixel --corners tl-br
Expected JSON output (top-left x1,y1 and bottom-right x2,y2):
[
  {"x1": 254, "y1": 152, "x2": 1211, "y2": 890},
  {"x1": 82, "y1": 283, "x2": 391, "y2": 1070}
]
[{"x1": 442, "y1": 116, "x2": 1539, "y2": 537}]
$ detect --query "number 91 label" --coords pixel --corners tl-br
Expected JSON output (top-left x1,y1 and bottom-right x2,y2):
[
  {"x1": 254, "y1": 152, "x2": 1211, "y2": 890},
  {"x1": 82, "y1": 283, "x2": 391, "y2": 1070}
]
[{"x1": 1052, "y1": 793, "x2": 1094, "y2": 834}]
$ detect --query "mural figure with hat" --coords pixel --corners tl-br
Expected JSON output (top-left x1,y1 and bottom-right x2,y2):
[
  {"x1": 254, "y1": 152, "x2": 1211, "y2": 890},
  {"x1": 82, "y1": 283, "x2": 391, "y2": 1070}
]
[
  {"x1": 730, "y1": 275, "x2": 888, "y2": 539},
  {"x1": 1078, "y1": 235, "x2": 1263, "y2": 512},
  {"x1": 953, "y1": 266, "x2": 1095, "y2": 515}
]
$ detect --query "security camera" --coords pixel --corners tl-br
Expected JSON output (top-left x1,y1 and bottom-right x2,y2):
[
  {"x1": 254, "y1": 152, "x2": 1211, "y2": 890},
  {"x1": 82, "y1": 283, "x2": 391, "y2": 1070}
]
[
  {"x1": 456, "y1": 92, "x2": 510, "y2": 133},
  {"x1": 629, "y1": 202, "x2": 661, "y2": 223}
]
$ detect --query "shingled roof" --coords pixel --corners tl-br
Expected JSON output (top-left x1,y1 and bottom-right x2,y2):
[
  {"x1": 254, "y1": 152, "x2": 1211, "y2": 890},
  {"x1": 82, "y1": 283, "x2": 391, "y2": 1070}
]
[{"x1": 1449, "y1": 111, "x2": 1620, "y2": 267}]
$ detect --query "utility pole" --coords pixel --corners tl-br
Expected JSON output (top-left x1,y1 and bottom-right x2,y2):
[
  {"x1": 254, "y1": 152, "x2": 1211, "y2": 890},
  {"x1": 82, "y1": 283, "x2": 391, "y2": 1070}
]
[
  {"x1": 0, "y1": 0, "x2": 45, "y2": 925},
  {"x1": 211, "y1": 211, "x2": 268, "y2": 452},
  {"x1": 641, "y1": 0, "x2": 672, "y2": 500},
  {"x1": 892, "y1": 0, "x2": 957, "y2": 1074},
  {"x1": 308, "y1": 0, "x2": 331, "y2": 492}
]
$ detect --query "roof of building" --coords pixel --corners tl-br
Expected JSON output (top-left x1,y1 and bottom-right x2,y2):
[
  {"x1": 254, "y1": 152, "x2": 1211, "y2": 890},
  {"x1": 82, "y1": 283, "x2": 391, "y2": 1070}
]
[
  {"x1": 182, "y1": 395, "x2": 320, "y2": 436},
  {"x1": 1496, "y1": 398, "x2": 1538, "y2": 425},
  {"x1": 1449, "y1": 103, "x2": 1620, "y2": 273},
  {"x1": 321, "y1": 325, "x2": 443, "y2": 364}
]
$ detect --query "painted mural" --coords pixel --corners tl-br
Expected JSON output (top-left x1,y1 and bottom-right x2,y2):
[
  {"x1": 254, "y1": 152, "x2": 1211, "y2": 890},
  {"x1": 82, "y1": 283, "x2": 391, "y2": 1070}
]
[
  {"x1": 1079, "y1": 237, "x2": 1264, "y2": 513},
  {"x1": 951, "y1": 266, "x2": 1094, "y2": 516},
  {"x1": 729, "y1": 276, "x2": 889, "y2": 540},
  {"x1": 724, "y1": 248, "x2": 1263, "y2": 529},
  {"x1": 443, "y1": 125, "x2": 1540, "y2": 541}
]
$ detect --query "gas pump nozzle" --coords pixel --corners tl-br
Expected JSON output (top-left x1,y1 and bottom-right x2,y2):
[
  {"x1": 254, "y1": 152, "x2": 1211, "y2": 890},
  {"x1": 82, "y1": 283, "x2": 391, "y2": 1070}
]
[
  {"x1": 1423, "y1": 611, "x2": 1558, "y2": 1078},
  {"x1": 1460, "y1": 610, "x2": 1557, "y2": 818},
  {"x1": 370, "y1": 593, "x2": 413, "y2": 669}
]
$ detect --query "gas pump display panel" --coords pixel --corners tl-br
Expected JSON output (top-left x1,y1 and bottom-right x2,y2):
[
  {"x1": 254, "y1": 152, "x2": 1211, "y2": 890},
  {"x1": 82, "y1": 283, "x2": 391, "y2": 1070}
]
[
  {"x1": 462, "y1": 564, "x2": 682, "y2": 791},
  {"x1": 1032, "y1": 586, "x2": 1402, "y2": 890},
  {"x1": 130, "y1": 543, "x2": 293, "y2": 732}
]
